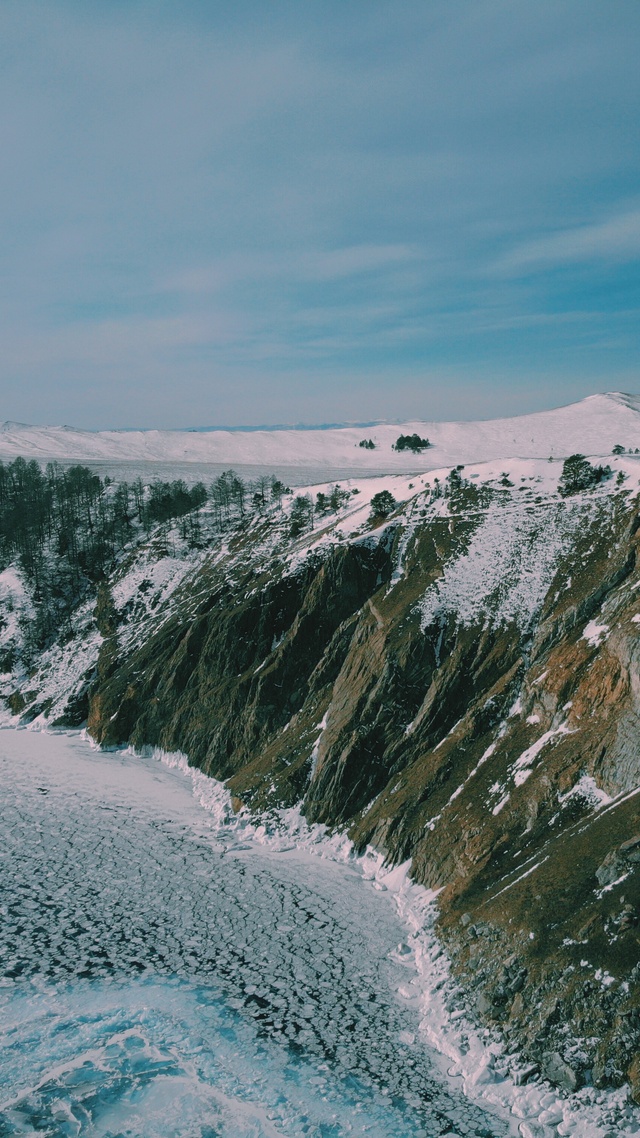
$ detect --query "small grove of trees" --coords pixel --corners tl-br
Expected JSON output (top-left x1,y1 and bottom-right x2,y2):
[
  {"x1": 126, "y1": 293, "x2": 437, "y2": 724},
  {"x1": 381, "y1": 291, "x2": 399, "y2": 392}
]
[
  {"x1": 289, "y1": 484, "x2": 352, "y2": 537},
  {"x1": 315, "y1": 484, "x2": 350, "y2": 515},
  {"x1": 558, "y1": 454, "x2": 611, "y2": 497},
  {"x1": 209, "y1": 470, "x2": 247, "y2": 523},
  {"x1": 0, "y1": 459, "x2": 222, "y2": 655},
  {"x1": 393, "y1": 433, "x2": 431, "y2": 453},
  {"x1": 147, "y1": 480, "x2": 207, "y2": 525},
  {"x1": 0, "y1": 459, "x2": 293, "y2": 658},
  {"x1": 358, "y1": 438, "x2": 376, "y2": 450},
  {"x1": 612, "y1": 444, "x2": 640, "y2": 455},
  {"x1": 446, "y1": 465, "x2": 465, "y2": 492},
  {"x1": 209, "y1": 471, "x2": 287, "y2": 523}
]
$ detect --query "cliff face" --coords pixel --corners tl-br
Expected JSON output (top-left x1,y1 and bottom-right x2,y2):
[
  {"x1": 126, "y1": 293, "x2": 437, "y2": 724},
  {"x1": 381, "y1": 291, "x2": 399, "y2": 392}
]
[{"x1": 4, "y1": 464, "x2": 640, "y2": 1096}]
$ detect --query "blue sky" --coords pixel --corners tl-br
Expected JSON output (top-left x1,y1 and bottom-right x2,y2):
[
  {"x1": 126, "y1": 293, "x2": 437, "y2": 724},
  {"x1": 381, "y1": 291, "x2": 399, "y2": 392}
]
[{"x1": 0, "y1": 0, "x2": 638, "y2": 428}]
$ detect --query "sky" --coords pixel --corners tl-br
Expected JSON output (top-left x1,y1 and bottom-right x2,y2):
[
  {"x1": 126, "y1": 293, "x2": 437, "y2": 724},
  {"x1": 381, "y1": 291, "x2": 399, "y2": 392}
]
[{"x1": 0, "y1": 0, "x2": 638, "y2": 429}]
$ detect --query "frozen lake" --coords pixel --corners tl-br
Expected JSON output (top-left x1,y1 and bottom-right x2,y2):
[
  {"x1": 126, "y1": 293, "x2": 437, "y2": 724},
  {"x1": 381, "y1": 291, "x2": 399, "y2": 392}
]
[
  {"x1": 19, "y1": 457, "x2": 425, "y2": 489},
  {"x1": 0, "y1": 730, "x2": 507, "y2": 1137}
]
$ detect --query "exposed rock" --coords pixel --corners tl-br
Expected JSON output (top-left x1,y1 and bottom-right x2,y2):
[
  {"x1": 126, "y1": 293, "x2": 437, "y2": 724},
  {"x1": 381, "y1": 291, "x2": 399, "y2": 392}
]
[
  {"x1": 475, "y1": 992, "x2": 493, "y2": 1016},
  {"x1": 621, "y1": 834, "x2": 640, "y2": 859},
  {"x1": 596, "y1": 850, "x2": 630, "y2": 887},
  {"x1": 541, "y1": 1051, "x2": 580, "y2": 1092},
  {"x1": 512, "y1": 1062, "x2": 539, "y2": 1085},
  {"x1": 629, "y1": 1052, "x2": 640, "y2": 1104}
]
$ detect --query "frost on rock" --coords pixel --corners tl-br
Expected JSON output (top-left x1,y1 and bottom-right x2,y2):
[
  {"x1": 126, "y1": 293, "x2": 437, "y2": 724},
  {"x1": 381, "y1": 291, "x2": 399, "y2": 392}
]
[
  {"x1": 419, "y1": 499, "x2": 586, "y2": 632},
  {"x1": 510, "y1": 724, "x2": 571, "y2": 788},
  {"x1": 559, "y1": 774, "x2": 613, "y2": 810}
]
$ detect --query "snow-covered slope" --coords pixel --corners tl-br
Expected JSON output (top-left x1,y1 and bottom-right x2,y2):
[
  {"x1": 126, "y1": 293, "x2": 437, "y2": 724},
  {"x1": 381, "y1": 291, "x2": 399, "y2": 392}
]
[{"x1": 2, "y1": 392, "x2": 640, "y2": 472}]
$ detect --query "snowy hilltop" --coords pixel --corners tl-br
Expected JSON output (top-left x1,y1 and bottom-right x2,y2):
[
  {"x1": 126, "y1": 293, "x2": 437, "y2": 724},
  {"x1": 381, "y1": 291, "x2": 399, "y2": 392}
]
[{"x1": 2, "y1": 391, "x2": 640, "y2": 473}]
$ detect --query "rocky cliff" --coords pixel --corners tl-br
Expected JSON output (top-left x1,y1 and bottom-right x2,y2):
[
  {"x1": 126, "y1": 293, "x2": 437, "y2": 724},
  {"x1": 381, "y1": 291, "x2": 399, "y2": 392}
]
[{"x1": 3, "y1": 458, "x2": 640, "y2": 1099}]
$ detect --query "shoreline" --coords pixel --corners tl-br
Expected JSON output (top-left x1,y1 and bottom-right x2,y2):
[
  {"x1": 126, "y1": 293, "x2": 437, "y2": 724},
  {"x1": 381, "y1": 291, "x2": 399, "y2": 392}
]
[
  {"x1": 139, "y1": 738, "x2": 635, "y2": 1138},
  {"x1": 1, "y1": 718, "x2": 637, "y2": 1136}
]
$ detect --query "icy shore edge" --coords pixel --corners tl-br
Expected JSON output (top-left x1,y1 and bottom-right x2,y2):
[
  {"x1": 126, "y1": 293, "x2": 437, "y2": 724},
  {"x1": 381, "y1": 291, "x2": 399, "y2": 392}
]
[
  {"x1": 140, "y1": 741, "x2": 634, "y2": 1138},
  {"x1": 2, "y1": 722, "x2": 636, "y2": 1137}
]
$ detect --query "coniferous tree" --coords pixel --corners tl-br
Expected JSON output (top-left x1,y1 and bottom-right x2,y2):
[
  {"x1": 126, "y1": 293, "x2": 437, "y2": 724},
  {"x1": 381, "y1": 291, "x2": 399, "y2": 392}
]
[
  {"x1": 289, "y1": 494, "x2": 313, "y2": 536},
  {"x1": 558, "y1": 455, "x2": 611, "y2": 497},
  {"x1": 370, "y1": 490, "x2": 396, "y2": 518}
]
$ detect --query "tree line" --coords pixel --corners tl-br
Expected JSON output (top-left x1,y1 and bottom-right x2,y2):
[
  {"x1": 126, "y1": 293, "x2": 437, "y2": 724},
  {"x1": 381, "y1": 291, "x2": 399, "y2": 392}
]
[
  {"x1": 0, "y1": 459, "x2": 288, "y2": 656},
  {"x1": 0, "y1": 456, "x2": 402, "y2": 659}
]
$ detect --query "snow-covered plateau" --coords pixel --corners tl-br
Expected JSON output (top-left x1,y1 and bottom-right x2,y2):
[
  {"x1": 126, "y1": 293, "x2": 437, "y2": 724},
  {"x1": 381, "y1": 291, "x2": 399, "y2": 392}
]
[
  {"x1": 3, "y1": 392, "x2": 640, "y2": 1135},
  {"x1": 2, "y1": 391, "x2": 640, "y2": 481}
]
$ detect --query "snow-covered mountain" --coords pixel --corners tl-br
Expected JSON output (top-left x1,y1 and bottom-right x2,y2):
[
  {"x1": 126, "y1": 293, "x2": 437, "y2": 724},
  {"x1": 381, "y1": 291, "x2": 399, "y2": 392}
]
[{"x1": 2, "y1": 392, "x2": 640, "y2": 472}]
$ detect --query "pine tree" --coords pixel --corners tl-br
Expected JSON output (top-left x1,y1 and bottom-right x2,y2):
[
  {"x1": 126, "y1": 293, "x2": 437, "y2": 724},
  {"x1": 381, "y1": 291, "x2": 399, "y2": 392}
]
[{"x1": 370, "y1": 490, "x2": 396, "y2": 518}]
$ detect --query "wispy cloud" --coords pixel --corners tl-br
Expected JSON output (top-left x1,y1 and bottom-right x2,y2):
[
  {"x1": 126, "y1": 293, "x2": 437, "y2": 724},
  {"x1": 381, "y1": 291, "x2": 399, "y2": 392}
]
[
  {"x1": 162, "y1": 244, "x2": 420, "y2": 297},
  {"x1": 0, "y1": 1, "x2": 638, "y2": 425},
  {"x1": 496, "y1": 207, "x2": 640, "y2": 274}
]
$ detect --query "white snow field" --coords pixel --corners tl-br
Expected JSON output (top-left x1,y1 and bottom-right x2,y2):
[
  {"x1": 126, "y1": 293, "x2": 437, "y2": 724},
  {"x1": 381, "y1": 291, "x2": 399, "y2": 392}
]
[
  {"x1": 2, "y1": 392, "x2": 640, "y2": 482},
  {"x1": 1, "y1": 731, "x2": 636, "y2": 1137}
]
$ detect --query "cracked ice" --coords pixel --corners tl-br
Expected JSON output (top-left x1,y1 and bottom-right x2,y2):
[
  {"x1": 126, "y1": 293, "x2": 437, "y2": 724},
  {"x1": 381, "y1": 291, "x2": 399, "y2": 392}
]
[{"x1": 0, "y1": 729, "x2": 505, "y2": 1138}]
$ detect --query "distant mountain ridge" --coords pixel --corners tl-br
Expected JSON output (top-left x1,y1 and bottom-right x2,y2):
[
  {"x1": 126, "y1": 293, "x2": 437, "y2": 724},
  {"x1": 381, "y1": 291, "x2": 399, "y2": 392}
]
[{"x1": 1, "y1": 392, "x2": 640, "y2": 471}]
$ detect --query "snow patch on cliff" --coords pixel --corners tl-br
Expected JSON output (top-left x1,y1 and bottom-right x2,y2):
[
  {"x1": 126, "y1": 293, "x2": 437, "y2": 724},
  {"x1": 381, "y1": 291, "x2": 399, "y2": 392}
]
[
  {"x1": 582, "y1": 619, "x2": 610, "y2": 647},
  {"x1": 419, "y1": 498, "x2": 587, "y2": 631}
]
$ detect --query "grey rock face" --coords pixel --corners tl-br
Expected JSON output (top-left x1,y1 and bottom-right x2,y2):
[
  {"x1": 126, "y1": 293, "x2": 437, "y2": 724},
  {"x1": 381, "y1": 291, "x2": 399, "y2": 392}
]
[
  {"x1": 541, "y1": 1051, "x2": 579, "y2": 1092},
  {"x1": 596, "y1": 850, "x2": 629, "y2": 887}
]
